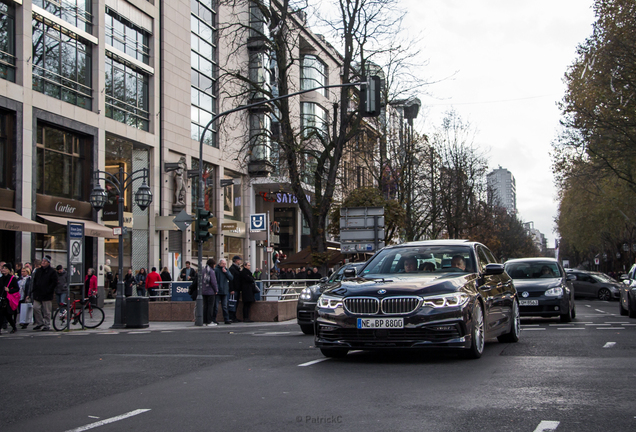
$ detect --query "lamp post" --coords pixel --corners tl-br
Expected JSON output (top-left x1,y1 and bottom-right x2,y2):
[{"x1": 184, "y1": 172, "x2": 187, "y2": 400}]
[{"x1": 89, "y1": 167, "x2": 152, "y2": 329}]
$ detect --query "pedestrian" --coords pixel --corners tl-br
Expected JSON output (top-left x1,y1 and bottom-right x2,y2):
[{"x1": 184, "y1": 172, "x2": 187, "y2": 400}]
[
  {"x1": 228, "y1": 255, "x2": 242, "y2": 322},
  {"x1": 84, "y1": 268, "x2": 98, "y2": 299},
  {"x1": 239, "y1": 261, "x2": 257, "y2": 322},
  {"x1": 104, "y1": 259, "x2": 113, "y2": 298},
  {"x1": 201, "y1": 258, "x2": 218, "y2": 326},
  {"x1": 135, "y1": 268, "x2": 147, "y2": 296},
  {"x1": 179, "y1": 261, "x2": 197, "y2": 283},
  {"x1": 124, "y1": 268, "x2": 135, "y2": 297},
  {"x1": 17, "y1": 267, "x2": 33, "y2": 329},
  {"x1": 0, "y1": 263, "x2": 20, "y2": 334},
  {"x1": 145, "y1": 267, "x2": 162, "y2": 301},
  {"x1": 55, "y1": 265, "x2": 68, "y2": 307},
  {"x1": 312, "y1": 267, "x2": 322, "y2": 280},
  {"x1": 31, "y1": 255, "x2": 57, "y2": 331},
  {"x1": 160, "y1": 266, "x2": 172, "y2": 300},
  {"x1": 214, "y1": 258, "x2": 234, "y2": 325}
]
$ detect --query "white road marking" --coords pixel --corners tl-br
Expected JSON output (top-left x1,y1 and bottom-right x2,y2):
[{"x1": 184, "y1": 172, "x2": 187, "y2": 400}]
[
  {"x1": 586, "y1": 323, "x2": 610, "y2": 326},
  {"x1": 64, "y1": 409, "x2": 151, "y2": 432},
  {"x1": 522, "y1": 328, "x2": 546, "y2": 331},
  {"x1": 603, "y1": 342, "x2": 616, "y2": 348},
  {"x1": 299, "y1": 358, "x2": 329, "y2": 367},
  {"x1": 585, "y1": 305, "x2": 591, "y2": 307},
  {"x1": 127, "y1": 331, "x2": 151, "y2": 334},
  {"x1": 598, "y1": 327, "x2": 624, "y2": 330},
  {"x1": 522, "y1": 324, "x2": 541, "y2": 327},
  {"x1": 595, "y1": 309, "x2": 607, "y2": 313},
  {"x1": 557, "y1": 328, "x2": 585, "y2": 330},
  {"x1": 87, "y1": 416, "x2": 100, "y2": 419},
  {"x1": 533, "y1": 420, "x2": 560, "y2": 432},
  {"x1": 605, "y1": 322, "x2": 629, "y2": 324}
]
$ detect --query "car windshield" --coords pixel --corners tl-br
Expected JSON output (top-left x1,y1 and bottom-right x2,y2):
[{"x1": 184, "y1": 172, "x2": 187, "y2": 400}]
[
  {"x1": 505, "y1": 262, "x2": 562, "y2": 279},
  {"x1": 592, "y1": 273, "x2": 614, "y2": 283},
  {"x1": 360, "y1": 245, "x2": 474, "y2": 276}
]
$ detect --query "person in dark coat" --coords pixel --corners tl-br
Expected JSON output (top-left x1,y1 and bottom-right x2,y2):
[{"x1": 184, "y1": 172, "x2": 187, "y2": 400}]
[
  {"x1": 239, "y1": 262, "x2": 256, "y2": 322},
  {"x1": 160, "y1": 267, "x2": 172, "y2": 300},
  {"x1": 31, "y1": 255, "x2": 57, "y2": 331},
  {"x1": 135, "y1": 268, "x2": 147, "y2": 297},
  {"x1": 123, "y1": 268, "x2": 135, "y2": 297},
  {"x1": 201, "y1": 259, "x2": 218, "y2": 326},
  {"x1": 55, "y1": 265, "x2": 68, "y2": 307},
  {"x1": 214, "y1": 259, "x2": 233, "y2": 324},
  {"x1": 0, "y1": 263, "x2": 20, "y2": 334},
  {"x1": 228, "y1": 255, "x2": 242, "y2": 322}
]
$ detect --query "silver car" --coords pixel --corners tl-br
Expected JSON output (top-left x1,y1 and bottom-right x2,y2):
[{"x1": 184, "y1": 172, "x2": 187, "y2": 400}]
[{"x1": 568, "y1": 270, "x2": 621, "y2": 301}]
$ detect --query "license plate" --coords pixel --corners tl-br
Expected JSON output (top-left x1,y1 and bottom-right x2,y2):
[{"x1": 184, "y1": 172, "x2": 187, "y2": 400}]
[
  {"x1": 357, "y1": 318, "x2": 404, "y2": 329},
  {"x1": 519, "y1": 300, "x2": 538, "y2": 306}
]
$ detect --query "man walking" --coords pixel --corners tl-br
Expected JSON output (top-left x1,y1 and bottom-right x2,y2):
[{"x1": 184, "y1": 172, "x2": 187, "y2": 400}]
[
  {"x1": 214, "y1": 259, "x2": 233, "y2": 324},
  {"x1": 228, "y1": 255, "x2": 242, "y2": 322},
  {"x1": 31, "y1": 255, "x2": 57, "y2": 331},
  {"x1": 179, "y1": 261, "x2": 197, "y2": 283}
]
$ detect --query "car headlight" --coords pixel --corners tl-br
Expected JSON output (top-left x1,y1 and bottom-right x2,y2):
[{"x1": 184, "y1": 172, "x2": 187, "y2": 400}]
[
  {"x1": 421, "y1": 293, "x2": 470, "y2": 308},
  {"x1": 318, "y1": 294, "x2": 343, "y2": 309},
  {"x1": 545, "y1": 287, "x2": 563, "y2": 297},
  {"x1": 299, "y1": 287, "x2": 313, "y2": 301}
]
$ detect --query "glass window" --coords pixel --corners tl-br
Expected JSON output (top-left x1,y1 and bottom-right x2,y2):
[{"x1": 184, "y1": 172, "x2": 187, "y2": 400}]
[
  {"x1": 301, "y1": 102, "x2": 327, "y2": 138},
  {"x1": 105, "y1": 55, "x2": 150, "y2": 131},
  {"x1": 191, "y1": 2, "x2": 217, "y2": 147},
  {"x1": 33, "y1": 0, "x2": 92, "y2": 34},
  {"x1": 105, "y1": 9, "x2": 150, "y2": 65},
  {"x1": 36, "y1": 123, "x2": 91, "y2": 201},
  {"x1": 504, "y1": 261, "x2": 562, "y2": 279},
  {"x1": 361, "y1": 246, "x2": 475, "y2": 276},
  {"x1": 0, "y1": 110, "x2": 14, "y2": 189},
  {"x1": 223, "y1": 170, "x2": 242, "y2": 221},
  {"x1": 0, "y1": 1, "x2": 15, "y2": 82},
  {"x1": 249, "y1": 112, "x2": 271, "y2": 161},
  {"x1": 32, "y1": 16, "x2": 92, "y2": 110},
  {"x1": 301, "y1": 55, "x2": 327, "y2": 96}
]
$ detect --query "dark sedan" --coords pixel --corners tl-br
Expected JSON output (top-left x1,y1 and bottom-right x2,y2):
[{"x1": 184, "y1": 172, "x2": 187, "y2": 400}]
[
  {"x1": 568, "y1": 270, "x2": 621, "y2": 301},
  {"x1": 504, "y1": 258, "x2": 576, "y2": 322},
  {"x1": 314, "y1": 240, "x2": 520, "y2": 359},
  {"x1": 619, "y1": 264, "x2": 636, "y2": 318},
  {"x1": 297, "y1": 262, "x2": 366, "y2": 334}
]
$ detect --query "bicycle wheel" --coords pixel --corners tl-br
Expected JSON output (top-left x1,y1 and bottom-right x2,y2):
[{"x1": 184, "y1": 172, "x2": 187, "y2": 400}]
[
  {"x1": 52, "y1": 308, "x2": 67, "y2": 331},
  {"x1": 80, "y1": 306, "x2": 105, "y2": 328}
]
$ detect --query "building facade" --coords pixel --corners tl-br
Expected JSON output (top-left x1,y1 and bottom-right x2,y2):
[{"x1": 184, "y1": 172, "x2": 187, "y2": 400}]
[{"x1": 487, "y1": 166, "x2": 516, "y2": 213}]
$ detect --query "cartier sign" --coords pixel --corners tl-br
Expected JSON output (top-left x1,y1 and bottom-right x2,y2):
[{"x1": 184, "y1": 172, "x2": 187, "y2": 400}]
[{"x1": 36, "y1": 194, "x2": 92, "y2": 219}]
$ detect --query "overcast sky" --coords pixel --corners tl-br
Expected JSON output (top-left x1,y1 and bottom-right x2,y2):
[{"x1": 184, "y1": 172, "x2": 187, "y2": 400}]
[{"x1": 403, "y1": 1, "x2": 597, "y2": 247}]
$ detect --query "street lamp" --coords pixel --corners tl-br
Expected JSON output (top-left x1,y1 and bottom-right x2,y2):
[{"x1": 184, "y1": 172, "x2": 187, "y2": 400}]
[{"x1": 89, "y1": 167, "x2": 152, "y2": 329}]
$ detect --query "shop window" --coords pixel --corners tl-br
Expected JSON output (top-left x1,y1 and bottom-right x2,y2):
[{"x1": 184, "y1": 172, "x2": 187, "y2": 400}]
[{"x1": 36, "y1": 124, "x2": 91, "y2": 201}]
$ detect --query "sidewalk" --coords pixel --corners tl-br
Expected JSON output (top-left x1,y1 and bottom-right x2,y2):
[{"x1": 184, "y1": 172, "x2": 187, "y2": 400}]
[{"x1": 93, "y1": 299, "x2": 296, "y2": 333}]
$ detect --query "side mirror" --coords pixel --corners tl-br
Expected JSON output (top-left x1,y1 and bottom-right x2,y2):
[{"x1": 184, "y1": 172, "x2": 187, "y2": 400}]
[
  {"x1": 567, "y1": 275, "x2": 576, "y2": 281},
  {"x1": 624, "y1": 279, "x2": 631, "y2": 286},
  {"x1": 484, "y1": 263, "x2": 505, "y2": 276},
  {"x1": 319, "y1": 276, "x2": 328, "y2": 283},
  {"x1": 343, "y1": 268, "x2": 357, "y2": 278}
]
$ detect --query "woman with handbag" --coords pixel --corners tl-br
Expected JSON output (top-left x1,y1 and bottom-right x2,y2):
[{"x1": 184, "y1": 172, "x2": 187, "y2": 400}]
[
  {"x1": 135, "y1": 268, "x2": 147, "y2": 297},
  {"x1": 239, "y1": 262, "x2": 257, "y2": 323},
  {"x1": 0, "y1": 262, "x2": 20, "y2": 334}
]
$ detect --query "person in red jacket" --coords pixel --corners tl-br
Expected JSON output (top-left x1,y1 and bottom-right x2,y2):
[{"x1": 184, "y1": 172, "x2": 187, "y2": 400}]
[
  {"x1": 84, "y1": 268, "x2": 98, "y2": 298},
  {"x1": 145, "y1": 267, "x2": 162, "y2": 301}
]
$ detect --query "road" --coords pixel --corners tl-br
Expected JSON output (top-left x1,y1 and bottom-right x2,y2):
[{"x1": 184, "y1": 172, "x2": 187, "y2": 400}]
[{"x1": 2, "y1": 299, "x2": 635, "y2": 432}]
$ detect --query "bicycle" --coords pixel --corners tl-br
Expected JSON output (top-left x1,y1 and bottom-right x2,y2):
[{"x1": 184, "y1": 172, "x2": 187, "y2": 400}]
[{"x1": 52, "y1": 297, "x2": 105, "y2": 331}]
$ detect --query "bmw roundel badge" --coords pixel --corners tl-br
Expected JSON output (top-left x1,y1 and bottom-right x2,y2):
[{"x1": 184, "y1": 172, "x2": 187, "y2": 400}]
[
  {"x1": 378, "y1": 289, "x2": 387, "y2": 295},
  {"x1": 522, "y1": 291, "x2": 529, "y2": 298}
]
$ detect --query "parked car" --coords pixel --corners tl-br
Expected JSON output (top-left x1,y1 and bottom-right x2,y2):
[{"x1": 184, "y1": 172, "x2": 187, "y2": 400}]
[
  {"x1": 504, "y1": 258, "x2": 576, "y2": 322},
  {"x1": 619, "y1": 264, "x2": 636, "y2": 318},
  {"x1": 567, "y1": 270, "x2": 621, "y2": 301},
  {"x1": 297, "y1": 262, "x2": 366, "y2": 335},
  {"x1": 314, "y1": 240, "x2": 520, "y2": 359}
]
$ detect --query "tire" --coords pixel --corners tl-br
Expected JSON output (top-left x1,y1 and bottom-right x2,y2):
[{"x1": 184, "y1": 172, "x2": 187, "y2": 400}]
[
  {"x1": 320, "y1": 348, "x2": 348, "y2": 358},
  {"x1": 52, "y1": 308, "x2": 67, "y2": 331},
  {"x1": 463, "y1": 301, "x2": 485, "y2": 359},
  {"x1": 498, "y1": 299, "x2": 520, "y2": 343},
  {"x1": 598, "y1": 288, "x2": 611, "y2": 301},
  {"x1": 619, "y1": 299, "x2": 628, "y2": 316},
  {"x1": 80, "y1": 306, "x2": 105, "y2": 328},
  {"x1": 571, "y1": 304, "x2": 576, "y2": 319},
  {"x1": 299, "y1": 324, "x2": 315, "y2": 335},
  {"x1": 560, "y1": 310, "x2": 572, "y2": 323}
]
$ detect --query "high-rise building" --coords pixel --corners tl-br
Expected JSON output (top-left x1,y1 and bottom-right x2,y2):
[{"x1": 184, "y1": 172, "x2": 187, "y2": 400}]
[{"x1": 487, "y1": 166, "x2": 516, "y2": 213}]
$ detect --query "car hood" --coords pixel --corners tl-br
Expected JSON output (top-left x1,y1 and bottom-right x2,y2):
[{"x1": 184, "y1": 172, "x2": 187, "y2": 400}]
[
  {"x1": 323, "y1": 273, "x2": 477, "y2": 297},
  {"x1": 513, "y1": 278, "x2": 562, "y2": 292}
]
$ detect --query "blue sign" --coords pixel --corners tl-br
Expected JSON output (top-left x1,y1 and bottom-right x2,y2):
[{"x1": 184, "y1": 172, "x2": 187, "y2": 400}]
[
  {"x1": 69, "y1": 223, "x2": 84, "y2": 239},
  {"x1": 171, "y1": 282, "x2": 192, "y2": 301},
  {"x1": 250, "y1": 213, "x2": 267, "y2": 231}
]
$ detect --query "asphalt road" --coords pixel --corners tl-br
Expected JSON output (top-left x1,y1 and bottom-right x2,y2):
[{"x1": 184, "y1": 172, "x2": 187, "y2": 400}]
[{"x1": 2, "y1": 299, "x2": 635, "y2": 432}]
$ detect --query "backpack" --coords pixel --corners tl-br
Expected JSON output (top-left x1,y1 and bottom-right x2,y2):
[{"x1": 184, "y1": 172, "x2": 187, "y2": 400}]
[{"x1": 202, "y1": 266, "x2": 211, "y2": 287}]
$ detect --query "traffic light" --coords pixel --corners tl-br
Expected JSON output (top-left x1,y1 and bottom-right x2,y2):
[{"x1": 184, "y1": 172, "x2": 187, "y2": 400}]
[
  {"x1": 196, "y1": 209, "x2": 213, "y2": 242},
  {"x1": 359, "y1": 75, "x2": 381, "y2": 117}
]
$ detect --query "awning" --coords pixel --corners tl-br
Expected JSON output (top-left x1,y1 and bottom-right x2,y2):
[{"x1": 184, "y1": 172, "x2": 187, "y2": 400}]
[
  {"x1": 38, "y1": 214, "x2": 116, "y2": 238},
  {"x1": 0, "y1": 210, "x2": 48, "y2": 233}
]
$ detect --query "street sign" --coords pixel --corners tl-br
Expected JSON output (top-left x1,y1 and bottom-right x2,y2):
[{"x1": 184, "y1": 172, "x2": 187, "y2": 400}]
[
  {"x1": 113, "y1": 227, "x2": 122, "y2": 236},
  {"x1": 340, "y1": 216, "x2": 385, "y2": 229},
  {"x1": 173, "y1": 209, "x2": 194, "y2": 232},
  {"x1": 594, "y1": 258, "x2": 600, "y2": 265},
  {"x1": 340, "y1": 229, "x2": 385, "y2": 241},
  {"x1": 266, "y1": 247, "x2": 274, "y2": 253},
  {"x1": 250, "y1": 213, "x2": 267, "y2": 231},
  {"x1": 341, "y1": 243, "x2": 384, "y2": 253},
  {"x1": 68, "y1": 223, "x2": 84, "y2": 265}
]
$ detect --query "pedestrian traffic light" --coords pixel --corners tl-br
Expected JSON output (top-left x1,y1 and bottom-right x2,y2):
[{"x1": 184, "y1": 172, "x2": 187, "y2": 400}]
[
  {"x1": 196, "y1": 209, "x2": 213, "y2": 242},
  {"x1": 359, "y1": 75, "x2": 381, "y2": 117}
]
